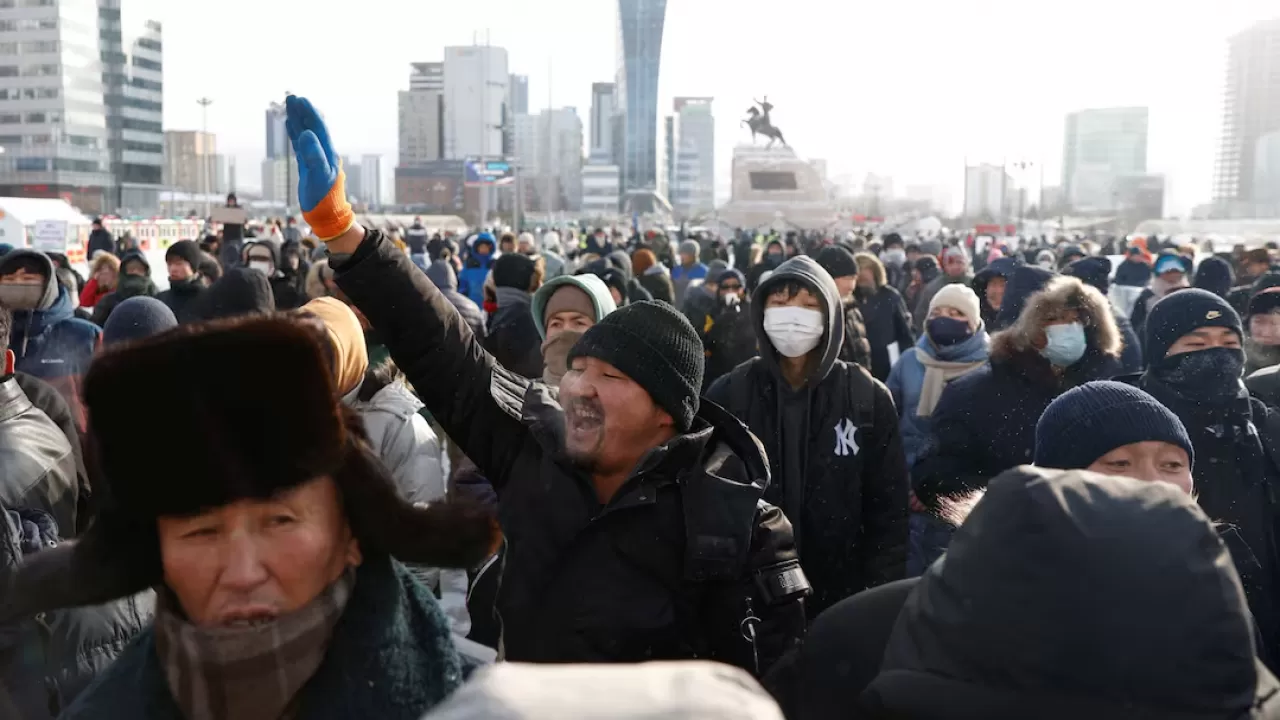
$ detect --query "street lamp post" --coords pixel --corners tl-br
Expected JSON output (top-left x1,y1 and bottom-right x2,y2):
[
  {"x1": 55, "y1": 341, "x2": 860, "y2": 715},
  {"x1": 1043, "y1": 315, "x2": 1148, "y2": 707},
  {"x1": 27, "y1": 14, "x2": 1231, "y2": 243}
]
[
  {"x1": 197, "y1": 97, "x2": 213, "y2": 221},
  {"x1": 1010, "y1": 160, "x2": 1034, "y2": 235}
]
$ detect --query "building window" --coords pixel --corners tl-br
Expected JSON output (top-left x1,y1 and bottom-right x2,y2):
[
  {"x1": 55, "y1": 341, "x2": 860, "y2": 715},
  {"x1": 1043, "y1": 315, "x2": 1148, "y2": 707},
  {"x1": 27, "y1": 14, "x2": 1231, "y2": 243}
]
[
  {"x1": 15, "y1": 157, "x2": 47, "y2": 171},
  {"x1": 0, "y1": 114, "x2": 19, "y2": 124},
  {"x1": 20, "y1": 40, "x2": 58, "y2": 54},
  {"x1": 130, "y1": 77, "x2": 162, "y2": 92},
  {"x1": 0, "y1": 66, "x2": 16, "y2": 77},
  {"x1": 136, "y1": 38, "x2": 161, "y2": 52},
  {"x1": 21, "y1": 0, "x2": 55, "y2": 6},
  {"x1": 24, "y1": 112, "x2": 45, "y2": 124},
  {"x1": 121, "y1": 117, "x2": 161, "y2": 133},
  {"x1": 131, "y1": 56, "x2": 161, "y2": 72},
  {"x1": 123, "y1": 139, "x2": 161, "y2": 153},
  {"x1": 68, "y1": 134, "x2": 99, "y2": 148},
  {"x1": 53, "y1": 157, "x2": 100, "y2": 173},
  {"x1": 121, "y1": 163, "x2": 161, "y2": 183},
  {"x1": 21, "y1": 64, "x2": 58, "y2": 77}
]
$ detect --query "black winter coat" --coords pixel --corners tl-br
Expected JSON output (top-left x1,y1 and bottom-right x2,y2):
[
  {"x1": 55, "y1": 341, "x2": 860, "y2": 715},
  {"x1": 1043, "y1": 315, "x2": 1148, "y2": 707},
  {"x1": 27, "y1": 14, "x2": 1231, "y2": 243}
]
[
  {"x1": 856, "y1": 284, "x2": 914, "y2": 382},
  {"x1": 155, "y1": 278, "x2": 207, "y2": 325},
  {"x1": 913, "y1": 343, "x2": 1123, "y2": 504},
  {"x1": 333, "y1": 229, "x2": 807, "y2": 675},
  {"x1": 424, "y1": 260, "x2": 486, "y2": 341},
  {"x1": 708, "y1": 256, "x2": 908, "y2": 617},
  {"x1": 482, "y1": 291, "x2": 544, "y2": 380}
]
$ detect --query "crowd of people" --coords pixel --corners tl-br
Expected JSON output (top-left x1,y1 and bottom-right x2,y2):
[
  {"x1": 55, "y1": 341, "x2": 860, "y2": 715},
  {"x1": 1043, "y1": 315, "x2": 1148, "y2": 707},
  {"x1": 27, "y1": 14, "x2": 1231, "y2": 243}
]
[{"x1": 1, "y1": 94, "x2": 1280, "y2": 719}]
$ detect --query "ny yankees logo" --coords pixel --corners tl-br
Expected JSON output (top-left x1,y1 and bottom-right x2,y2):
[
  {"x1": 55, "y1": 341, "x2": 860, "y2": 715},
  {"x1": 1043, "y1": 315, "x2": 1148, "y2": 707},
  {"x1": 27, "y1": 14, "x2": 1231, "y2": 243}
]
[{"x1": 834, "y1": 418, "x2": 859, "y2": 457}]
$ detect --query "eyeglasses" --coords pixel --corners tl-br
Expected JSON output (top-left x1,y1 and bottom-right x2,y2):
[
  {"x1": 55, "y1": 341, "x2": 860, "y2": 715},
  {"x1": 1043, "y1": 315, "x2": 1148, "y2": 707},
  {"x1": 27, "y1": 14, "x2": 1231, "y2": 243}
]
[{"x1": 720, "y1": 284, "x2": 743, "y2": 292}]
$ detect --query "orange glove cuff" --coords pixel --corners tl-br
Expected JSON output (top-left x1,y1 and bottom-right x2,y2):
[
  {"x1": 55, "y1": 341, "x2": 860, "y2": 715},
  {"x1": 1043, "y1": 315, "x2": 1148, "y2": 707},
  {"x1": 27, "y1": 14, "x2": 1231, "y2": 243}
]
[{"x1": 304, "y1": 170, "x2": 355, "y2": 242}]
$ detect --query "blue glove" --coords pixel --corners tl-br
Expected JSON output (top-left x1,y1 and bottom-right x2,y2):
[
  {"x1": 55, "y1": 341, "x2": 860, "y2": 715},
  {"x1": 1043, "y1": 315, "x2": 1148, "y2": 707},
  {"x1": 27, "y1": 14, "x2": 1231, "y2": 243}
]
[{"x1": 284, "y1": 95, "x2": 353, "y2": 239}]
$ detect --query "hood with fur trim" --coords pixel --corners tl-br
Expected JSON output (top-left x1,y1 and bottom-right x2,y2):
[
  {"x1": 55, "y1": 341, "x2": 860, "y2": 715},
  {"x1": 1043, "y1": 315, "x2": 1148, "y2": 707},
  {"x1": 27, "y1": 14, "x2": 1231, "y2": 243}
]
[{"x1": 990, "y1": 275, "x2": 1122, "y2": 362}]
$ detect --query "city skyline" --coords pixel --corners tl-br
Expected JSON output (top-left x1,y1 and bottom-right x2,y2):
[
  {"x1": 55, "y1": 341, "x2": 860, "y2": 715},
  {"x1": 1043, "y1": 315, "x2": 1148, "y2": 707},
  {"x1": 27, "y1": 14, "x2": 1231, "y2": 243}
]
[{"x1": 19, "y1": 0, "x2": 1280, "y2": 216}]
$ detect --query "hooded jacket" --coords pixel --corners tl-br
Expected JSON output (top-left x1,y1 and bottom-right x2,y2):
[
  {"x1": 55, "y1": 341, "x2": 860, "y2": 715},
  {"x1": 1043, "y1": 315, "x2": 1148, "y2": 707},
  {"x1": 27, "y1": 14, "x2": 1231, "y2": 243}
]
[
  {"x1": 243, "y1": 240, "x2": 304, "y2": 310},
  {"x1": 193, "y1": 266, "x2": 275, "y2": 321},
  {"x1": 458, "y1": 237, "x2": 495, "y2": 306},
  {"x1": 861, "y1": 467, "x2": 1280, "y2": 720},
  {"x1": 707, "y1": 256, "x2": 908, "y2": 616},
  {"x1": 425, "y1": 259, "x2": 486, "y2": 341},
  {"x1": 1, "y1": 251, "x2": 101, "y2": 431},
  {"x1": 913, "y1": 276, "x2": 1123, "y2": 504},
  {"x1": 332, "y1": 228, "x2": 806, "y2": 675},
  {"x1": 971, "y1": 256, "x2": 1020, "y2": 330},
  {"x1": 530, "y1": 274, "x2": 616, "y2": 340}
]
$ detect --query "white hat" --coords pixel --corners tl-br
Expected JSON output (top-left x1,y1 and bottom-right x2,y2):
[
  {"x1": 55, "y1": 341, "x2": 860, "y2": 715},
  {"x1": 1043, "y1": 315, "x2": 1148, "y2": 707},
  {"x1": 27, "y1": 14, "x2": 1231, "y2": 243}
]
[{"x1": 929, "y1": 283, "x2": 982, "y2": 326}]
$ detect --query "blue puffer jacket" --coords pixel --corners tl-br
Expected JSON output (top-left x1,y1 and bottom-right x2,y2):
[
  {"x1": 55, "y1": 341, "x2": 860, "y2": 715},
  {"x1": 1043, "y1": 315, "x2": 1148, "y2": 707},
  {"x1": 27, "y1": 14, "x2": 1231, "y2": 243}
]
[
  {"x1": 887, "y1": 329, "x2": 990, "y2": 467},
  {"x1": 3, "y1": 251, "x2": 101, "y2": 431},
  {"x1": 457, "y1": 237, "x2": 496, "y2": 307},
  {"x1": 0, "y1": 506, "x2": 153, "y2": 719}
]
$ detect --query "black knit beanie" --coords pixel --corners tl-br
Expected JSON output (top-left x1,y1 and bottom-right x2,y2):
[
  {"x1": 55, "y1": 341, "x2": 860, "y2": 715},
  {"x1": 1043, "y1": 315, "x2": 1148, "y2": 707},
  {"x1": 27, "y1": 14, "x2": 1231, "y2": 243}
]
[
  {"x1": 567, "y1": 300, "x2": 703, "y2": 431},
  {"x1": 1035, "y1": 381, "x2": 1194, "y2": 472},
  {"x1": 165, "y1": 240, "x2": 203, "y2": 273},
  {"x1": 1144, "y1": 288, "x2": 1241, "y2": 365},
  {"x1": 1063, "y1": 256, "x2": 1112, "y2": 295},
  {"x1": 816, "y1": 246, "x2": 860, "y2": 279},
  {"x1": 492, "y1": 253, "x2": 537, "y2": 290}
]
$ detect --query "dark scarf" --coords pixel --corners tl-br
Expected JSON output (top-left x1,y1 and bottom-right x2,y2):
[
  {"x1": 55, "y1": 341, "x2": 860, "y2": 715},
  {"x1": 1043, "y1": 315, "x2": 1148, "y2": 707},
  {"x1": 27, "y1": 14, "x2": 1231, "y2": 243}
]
[{"x1": 154, "y1": 568, "x2": 355, "y2": 720}]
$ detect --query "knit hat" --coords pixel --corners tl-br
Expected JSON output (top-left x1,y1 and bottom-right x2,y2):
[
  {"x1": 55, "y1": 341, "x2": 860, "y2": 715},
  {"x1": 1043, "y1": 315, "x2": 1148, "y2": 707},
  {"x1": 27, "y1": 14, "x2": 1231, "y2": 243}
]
[
  {"x1": 816, "y1": 246, "x2": 860, "y2": 279},
  {"x1": 707, "y1": 259, "x2": 729, "y2": 283},
  {"x1": 196, "y1": 266, "x2": 275, "y2": 321},
  {"x1": 1035, "y1": 381, "x2": 1194, "y2": 472},
  {"x1": 679, "y1": 239, "x2": 700, "y2": 259},
  {"x1": 101, "y1": 296, "x2": 177, "y2": 346},
  {"x1": 1064, "y1": 256, "x2": 1112, "y2": 295},
  {"x1": 1249, "y1": 287, "x2": 1280, "y2": 319},
  {"x1": 717, "y1": 268, "x2": 746, "y2": 289},
  {"x1": 492, "y1": 252, "x2": 538, "y2": 290},
  {"x1": 164, "y1": 240, "x2": 203, "y2": 273},
  {"x1": 1144, "y1": 288, "x2": 1242, "y2": 364},
  {"x1": 631, "y1": 248, "x2": 658, "y2": 276},
  {"x1": 929, "y1": 284, "x2": 982, "y2": 326},
  {"x1": 301, "y1": 296, "x2": 369, "y2": 396},
  {"x1": 568, "y1": 300, "x2": 703, "y2": 431},
  {"x1": 0, "y1": 317, "x2": 500, "y2": 624},
  {"x1": 1194, "y1": 256, "x2": 1235, "y2": 299}
]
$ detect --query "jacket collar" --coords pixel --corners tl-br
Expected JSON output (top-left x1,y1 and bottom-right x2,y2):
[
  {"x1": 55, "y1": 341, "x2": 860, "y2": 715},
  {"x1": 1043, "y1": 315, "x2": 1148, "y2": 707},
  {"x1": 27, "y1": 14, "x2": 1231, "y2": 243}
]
[{"x1": 0, "y1": 378, "x2": 33, "y2": 424}]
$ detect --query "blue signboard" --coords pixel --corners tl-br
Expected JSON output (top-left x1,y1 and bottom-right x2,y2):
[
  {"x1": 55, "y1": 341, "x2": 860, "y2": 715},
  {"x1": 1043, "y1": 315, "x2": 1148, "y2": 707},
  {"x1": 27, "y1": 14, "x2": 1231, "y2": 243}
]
[{"x1": 464, "y1": 160, "x2": 516, "y2": 187}]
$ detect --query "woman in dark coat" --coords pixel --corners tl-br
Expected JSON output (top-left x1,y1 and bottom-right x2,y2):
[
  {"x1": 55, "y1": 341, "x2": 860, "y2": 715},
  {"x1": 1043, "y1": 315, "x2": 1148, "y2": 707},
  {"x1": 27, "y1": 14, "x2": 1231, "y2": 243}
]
[{"x1": 853, "y1": 252, "x2": 915, "y2": 381}]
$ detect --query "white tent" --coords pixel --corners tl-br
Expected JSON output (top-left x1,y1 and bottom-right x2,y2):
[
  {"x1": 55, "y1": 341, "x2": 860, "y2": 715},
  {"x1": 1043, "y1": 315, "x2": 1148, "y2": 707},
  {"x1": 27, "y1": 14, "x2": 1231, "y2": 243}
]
[{"x1": 0, "y1": 197, "x2": 92, "y2": 255}]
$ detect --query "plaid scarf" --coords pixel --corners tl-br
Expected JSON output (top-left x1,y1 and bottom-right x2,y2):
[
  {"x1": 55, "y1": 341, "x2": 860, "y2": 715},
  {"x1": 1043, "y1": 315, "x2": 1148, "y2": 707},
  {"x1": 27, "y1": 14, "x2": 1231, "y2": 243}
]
[{"x1": 154, "y1": 567, "x2": 356, "y2": 720}]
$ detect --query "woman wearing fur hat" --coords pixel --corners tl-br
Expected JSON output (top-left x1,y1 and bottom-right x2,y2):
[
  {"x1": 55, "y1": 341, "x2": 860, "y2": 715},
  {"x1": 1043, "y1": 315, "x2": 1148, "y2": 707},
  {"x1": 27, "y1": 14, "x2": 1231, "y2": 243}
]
[
  {"x1": 0, "y1": 318, "x2": 498, "y2": 720},
  {"x1": 913, "y1": 274, "x2": 1123, "y2": 510}
]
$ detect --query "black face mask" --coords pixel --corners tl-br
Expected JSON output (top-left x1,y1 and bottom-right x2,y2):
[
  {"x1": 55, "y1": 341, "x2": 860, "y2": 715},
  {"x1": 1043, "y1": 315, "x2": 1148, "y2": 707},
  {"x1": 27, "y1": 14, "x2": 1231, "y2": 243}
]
[{"x1": 1151, "y1": 346, "x2": 1245, "y2": 404}]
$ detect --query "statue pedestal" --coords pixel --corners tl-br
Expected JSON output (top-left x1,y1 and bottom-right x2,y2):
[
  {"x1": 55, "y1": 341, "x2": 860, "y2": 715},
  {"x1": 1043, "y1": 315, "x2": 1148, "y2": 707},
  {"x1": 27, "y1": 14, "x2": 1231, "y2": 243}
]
[{"x1": 717, "y1": 144, "x2": 836, "y2": 230}]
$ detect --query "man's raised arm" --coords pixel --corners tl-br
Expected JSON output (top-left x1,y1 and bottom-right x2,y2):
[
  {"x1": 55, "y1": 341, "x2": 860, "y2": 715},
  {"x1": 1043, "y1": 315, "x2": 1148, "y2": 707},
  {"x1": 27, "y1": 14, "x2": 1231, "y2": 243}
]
[{"x1": 285, "y1": 95, "x2": 528, "y2": 488}]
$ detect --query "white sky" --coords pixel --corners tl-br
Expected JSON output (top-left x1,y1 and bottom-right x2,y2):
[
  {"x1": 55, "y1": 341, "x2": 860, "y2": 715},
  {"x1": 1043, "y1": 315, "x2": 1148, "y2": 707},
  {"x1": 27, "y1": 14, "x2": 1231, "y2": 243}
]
[{"x1": 138, "y1": 0, "x2": 1277, "y2": 215}]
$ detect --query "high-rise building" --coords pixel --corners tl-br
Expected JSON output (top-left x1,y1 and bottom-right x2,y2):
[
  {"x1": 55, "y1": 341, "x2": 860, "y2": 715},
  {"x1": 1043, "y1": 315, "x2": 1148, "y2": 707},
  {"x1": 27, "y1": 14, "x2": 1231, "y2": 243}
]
[
  {"x1": 0, "y1": 0, "x2": 162, "y2": 213},
  {"x1": 101, "y1": 0, "x2": 163, "y2": 213},
  {"x1": 265, "y1": 101, "x2": 288, "y2": 160},
  {"x1": 1214, "y1": 18, "x2": 1280, "y2": 216},
  {"x1": 410, "y1": 61, "x2": 444, "y2": 92},
  {"x1": 399, "y1": 92, "x2": 443, "y2": 165},
  {"x1": 261, "y1": 155, "x2": 298, "y2": 209},
  {"x1": 443, "y1": 45, "x2": 509, "y2": 160},
  {"x1": 616, "y1": 0, "x2": 667, "y2": 191},
  {"x1": 964, "y1": 164, "x2": 1016, "y2": 221},
  {"x1": 582, "y1": 163, "x2": 621, "y2": 218},
  {"x1": 508, "y1": 74, "x2": 528, "y2": 116},
  {"x1": 360, "y1": 154, "x2": 382, "y2": 205},
  {"x1": 671, "y1": 97, "x2": 714, "y2": 215},
  {"x1": 163, "y1": 130, "x2": 216, "y2": 196},
  {"x1": 590, "y1": 82, "x2": 617, "y2": 157},
  {"x1": 1061, "y1": 107, "x2": 1148, "y2": 212},
  {"x1": 533, "y1": 108, "x2": 584, "y2": 212},
  {"x1": 661, "y1": 114, "x2": 674, "y2": 200}
]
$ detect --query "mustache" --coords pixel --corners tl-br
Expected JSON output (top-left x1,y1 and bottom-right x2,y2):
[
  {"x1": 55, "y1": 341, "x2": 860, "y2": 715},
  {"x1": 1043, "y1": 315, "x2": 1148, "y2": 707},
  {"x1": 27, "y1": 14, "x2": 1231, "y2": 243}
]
[{"x1": 566, "y1": 397, "x2": 604, "y2": 418}]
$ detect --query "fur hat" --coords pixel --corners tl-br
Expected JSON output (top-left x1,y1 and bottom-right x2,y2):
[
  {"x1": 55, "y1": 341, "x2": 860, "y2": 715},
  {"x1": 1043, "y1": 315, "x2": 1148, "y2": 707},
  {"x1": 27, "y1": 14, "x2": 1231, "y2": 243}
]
[{"x1": 0, "y1": 316, "x2": 498, "y2": 622}]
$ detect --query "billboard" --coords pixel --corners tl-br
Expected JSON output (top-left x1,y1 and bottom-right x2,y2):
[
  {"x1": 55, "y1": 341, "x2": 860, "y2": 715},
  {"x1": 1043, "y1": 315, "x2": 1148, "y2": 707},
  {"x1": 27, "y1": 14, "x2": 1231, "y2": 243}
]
[{"x1": 465, "y1": 159, "x2": 516, "y2": 187}]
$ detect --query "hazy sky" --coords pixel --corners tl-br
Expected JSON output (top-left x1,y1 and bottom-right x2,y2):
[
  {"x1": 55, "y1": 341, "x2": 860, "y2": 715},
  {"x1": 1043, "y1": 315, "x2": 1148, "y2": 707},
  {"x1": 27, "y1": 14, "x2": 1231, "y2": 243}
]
[{"x1": 137, "y1": 0, "x2": 1276, "y2": 215}]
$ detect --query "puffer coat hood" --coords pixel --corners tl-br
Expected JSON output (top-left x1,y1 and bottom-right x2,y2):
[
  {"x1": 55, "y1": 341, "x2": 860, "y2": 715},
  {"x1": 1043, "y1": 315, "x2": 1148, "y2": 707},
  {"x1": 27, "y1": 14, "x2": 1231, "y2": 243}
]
[
  {"x1": 863, "y1": 466, "x2": 1280, "y2": 720},
  {"x1": 992, "y1": 274, "x2": 1122, "y2": 363}
]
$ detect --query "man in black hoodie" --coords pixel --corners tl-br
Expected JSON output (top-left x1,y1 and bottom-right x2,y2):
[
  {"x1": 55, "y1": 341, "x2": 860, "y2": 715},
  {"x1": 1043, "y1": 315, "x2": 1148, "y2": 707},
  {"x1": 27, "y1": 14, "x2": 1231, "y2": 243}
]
[
  {"x1": 242, "y1": 240, "x2": 304, "y2": 309},
  {"x1": 424, "y1": 259, "x2": 485, "y2": 341},
  {"x1": 156, "y1": 240, "x2": 207, "y2": 324},
  {"x1": 708, "y1": 255, "x2": 908, "y2": 617}
]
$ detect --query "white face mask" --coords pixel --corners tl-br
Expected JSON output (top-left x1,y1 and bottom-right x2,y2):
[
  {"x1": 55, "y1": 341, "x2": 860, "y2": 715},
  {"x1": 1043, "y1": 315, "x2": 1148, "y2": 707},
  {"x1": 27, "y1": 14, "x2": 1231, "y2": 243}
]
[
  {"x1": 763, "y1": 306, "x2": 825, "y2": 358},
  {"x1": 248, "y1": 260, "x2": 272, "y2": 276},
  {"x1": 0, "y1": 282, "x2": 44, "y2": 311}
]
